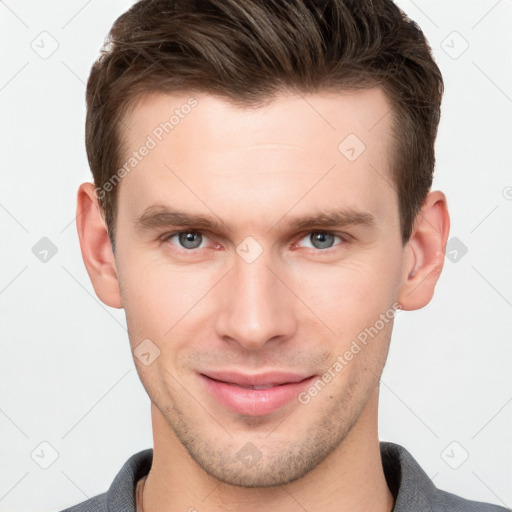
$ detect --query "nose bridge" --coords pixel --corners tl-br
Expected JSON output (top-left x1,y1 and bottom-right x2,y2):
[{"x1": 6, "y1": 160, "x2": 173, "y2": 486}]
[{"x1": 214, "y1": 249, "x2": 296, "y2": 350}]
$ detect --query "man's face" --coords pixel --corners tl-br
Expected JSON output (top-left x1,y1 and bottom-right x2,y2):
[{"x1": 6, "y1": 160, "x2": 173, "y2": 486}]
[{"x1": 114, "y1": 89, "x2": 407, "y2": 486}]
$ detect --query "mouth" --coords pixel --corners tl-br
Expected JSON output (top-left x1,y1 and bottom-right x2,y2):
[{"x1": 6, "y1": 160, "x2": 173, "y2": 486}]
[{"x1": 199, "y1": 371, "x2": 316, "y2": 416}]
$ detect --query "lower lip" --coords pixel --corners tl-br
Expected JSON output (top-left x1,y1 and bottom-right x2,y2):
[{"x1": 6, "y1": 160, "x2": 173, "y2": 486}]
[{"x1": 200, "y1": 374, "x2": 316, "y2": 416}]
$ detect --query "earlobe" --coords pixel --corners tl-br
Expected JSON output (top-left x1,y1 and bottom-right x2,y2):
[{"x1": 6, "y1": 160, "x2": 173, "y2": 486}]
[
  {"x1": 76, "y1": 182, "x2": 123, "y2": 309},
  {"x1": 397, "y1": 190, "x2": 450, "y2": 311}
]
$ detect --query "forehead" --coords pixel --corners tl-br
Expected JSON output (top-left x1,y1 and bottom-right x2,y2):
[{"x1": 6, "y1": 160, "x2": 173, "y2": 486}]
[
  {"x1": 117, "y1": 88, "x2": 397, "y2": 235},
  {"x1": 124, "y1": 88, "x2": 393, "y2": 153}
]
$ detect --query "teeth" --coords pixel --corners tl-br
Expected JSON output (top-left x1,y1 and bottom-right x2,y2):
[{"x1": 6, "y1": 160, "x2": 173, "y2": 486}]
[{"x1": 235, "y1": 383, "x2": 276, "y2": 390}]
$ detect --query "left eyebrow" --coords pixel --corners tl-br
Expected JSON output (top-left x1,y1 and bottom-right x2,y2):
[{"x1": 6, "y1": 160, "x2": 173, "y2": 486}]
[{"x1": 282, "y1": 207, "x2": 377, "y2": 231}]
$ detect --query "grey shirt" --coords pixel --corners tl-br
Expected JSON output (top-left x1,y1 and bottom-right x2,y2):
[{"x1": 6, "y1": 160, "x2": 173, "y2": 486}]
[{"x1": 59, "y1": 442, "x2": 509, "y2": 511}]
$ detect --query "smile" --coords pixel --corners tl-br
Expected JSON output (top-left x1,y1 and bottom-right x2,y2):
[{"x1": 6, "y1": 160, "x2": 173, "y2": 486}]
[{"x1": 199, "y1": 371, "x2": 316, "y2": 416}]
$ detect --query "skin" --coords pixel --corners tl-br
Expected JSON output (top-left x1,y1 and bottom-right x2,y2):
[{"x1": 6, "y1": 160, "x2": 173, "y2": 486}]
[{"x1": 76, "y1": 88, "x2": 450, "y2": 512}]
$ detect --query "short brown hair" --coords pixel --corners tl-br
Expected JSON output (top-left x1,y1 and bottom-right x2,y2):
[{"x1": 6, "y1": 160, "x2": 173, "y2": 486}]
[{"x1": 85, "y1": 0, "x2": 443, "y2": 251}]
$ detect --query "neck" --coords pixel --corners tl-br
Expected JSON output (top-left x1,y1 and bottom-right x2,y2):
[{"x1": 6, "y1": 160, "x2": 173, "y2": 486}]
[{"x1": 142, "y1": 390, "x2": 394, "y2": 512}]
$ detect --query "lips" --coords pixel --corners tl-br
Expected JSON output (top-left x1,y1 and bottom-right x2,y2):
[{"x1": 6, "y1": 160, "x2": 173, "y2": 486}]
[
  {"x1": 202, "y1": 370, "x2": 310, "y2": 387},
  {"x1": 199, "y1": 371, "x2": 315, "y2": 416}
]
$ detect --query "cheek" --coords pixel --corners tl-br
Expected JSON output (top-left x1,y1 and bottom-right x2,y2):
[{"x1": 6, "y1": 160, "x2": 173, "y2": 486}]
[
  {"x1": 290, "y1": 256, "x2": 398, "y2": 337},
  {"x1": 117, "y1": 251, "x2": 217, "y2": 341}
]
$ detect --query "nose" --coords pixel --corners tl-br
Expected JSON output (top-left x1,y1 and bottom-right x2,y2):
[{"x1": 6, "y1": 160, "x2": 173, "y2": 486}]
[{"x1": 213, "y1": 251, "x2": 298, "y2": 351}]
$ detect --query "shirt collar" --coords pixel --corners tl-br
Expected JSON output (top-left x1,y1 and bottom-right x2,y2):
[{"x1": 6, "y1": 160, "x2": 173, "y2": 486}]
[{"x1": 381, "y1": 441, "x2": 438, "y2": 512}]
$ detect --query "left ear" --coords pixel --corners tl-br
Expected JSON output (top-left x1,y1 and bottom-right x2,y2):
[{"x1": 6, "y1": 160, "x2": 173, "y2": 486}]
[{"x1": 397, "y1": 190, "x2": 450, "y2": 311}]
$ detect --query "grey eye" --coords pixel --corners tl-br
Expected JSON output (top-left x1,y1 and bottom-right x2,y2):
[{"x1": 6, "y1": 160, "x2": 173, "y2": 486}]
[
  {"x1": 309, "y1": 232, "x2": 336, "y2": 249},
  {"x1": 178, "y1": 232, "x2": 203, "y2": 249}
]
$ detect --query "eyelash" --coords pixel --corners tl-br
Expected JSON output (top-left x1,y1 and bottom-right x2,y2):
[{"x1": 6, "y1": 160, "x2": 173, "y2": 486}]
[{"x1": 158, "y1": 230, "x2": 351, "y2": 254}]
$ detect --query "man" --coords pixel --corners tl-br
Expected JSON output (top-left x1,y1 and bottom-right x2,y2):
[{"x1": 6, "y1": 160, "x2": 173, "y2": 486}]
[{"x1": 61, "y1": 0, "x2": 508, "y2": 511}]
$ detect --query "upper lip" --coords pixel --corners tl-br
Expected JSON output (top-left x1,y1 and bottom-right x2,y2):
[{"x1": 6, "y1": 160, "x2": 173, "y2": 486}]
[{"x1": 200, "y1": 370, "x2": 313, "y2": 387}]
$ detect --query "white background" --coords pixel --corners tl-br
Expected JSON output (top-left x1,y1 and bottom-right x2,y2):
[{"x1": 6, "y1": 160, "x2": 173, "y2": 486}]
[{"x1": 0, "y1": 1, "x2": 511, "y2": 511}]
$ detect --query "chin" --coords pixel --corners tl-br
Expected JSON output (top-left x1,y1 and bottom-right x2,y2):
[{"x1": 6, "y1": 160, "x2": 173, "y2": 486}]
[{"x1": 169, "y1": 412, "x2": 351, "y2": 489}]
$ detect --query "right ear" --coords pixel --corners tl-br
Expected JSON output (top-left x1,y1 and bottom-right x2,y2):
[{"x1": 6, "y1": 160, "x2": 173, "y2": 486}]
[{"x1": 75, "y1": 182, "x2": 123, "y2": 308}]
